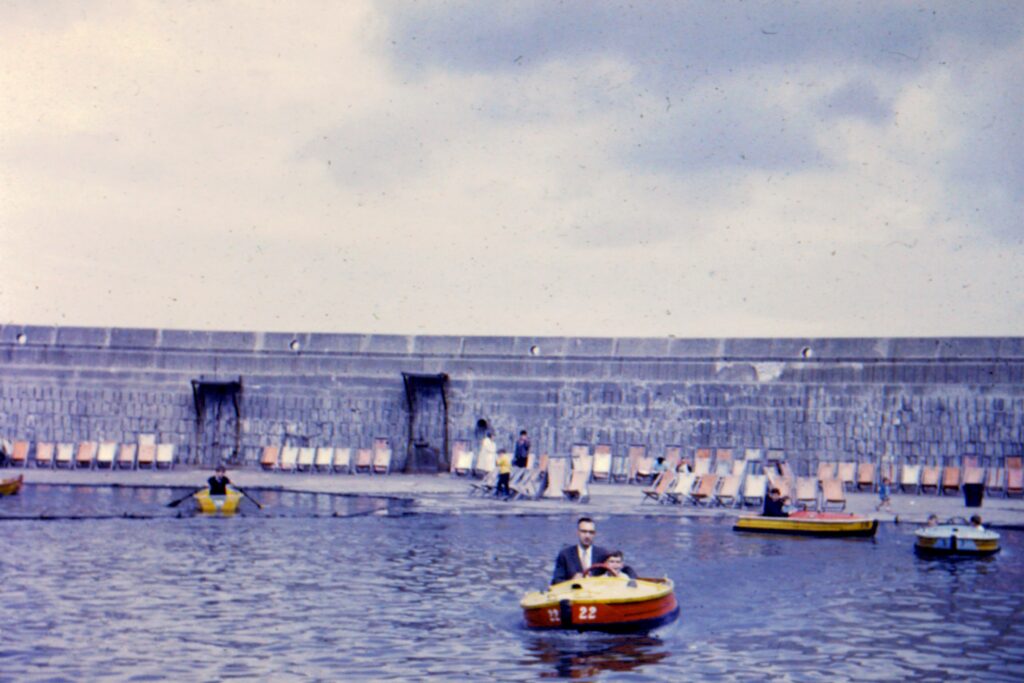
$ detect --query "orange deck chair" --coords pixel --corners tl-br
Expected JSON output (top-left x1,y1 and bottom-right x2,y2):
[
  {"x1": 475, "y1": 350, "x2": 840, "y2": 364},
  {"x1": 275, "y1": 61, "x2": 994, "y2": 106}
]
[
  {"x1": 641, "y1": 470, "x2": 675, "y2": 504},
  {"x1": 260, "y1": 446, "x2": 280, "y2": 471},
  {"x1": 693, "y1": 448, "x2": 712, "y2": 475},
  {"x1": 856, "y1": 462, "x2": 876, "y2": 491},
  {"x1": 664, "y1": 446, "x2": 682, "y2": 473},
  {"x1": 592, "y1": 444, "x2": 613, "y2": 481},
  {"x1": 941, "y1": 461, "x2": 962, "y2": 495},
  {"x1": 372, "y1": 439, "x2": 391, "y2": 474},
  {"x1": 713, "y1": 474, "x2": 741, "y2": 507},
  {"x1": 690, "y1": 474, "x2": 719, "y2": 506},
  {"x1": 1007, "y1": 458, "x2": 1023, "y2": 497},
  {"x1": 332, "y1": 447, "x2": 353, "y2": 474},
  {"x1": 920, "y1": 462, "x2": 940, "y2": 494},
  {"x1": 542, "y1": 458, "x2": 569, "y2": 499},
  {"x1": 626, "y1": 445, "x2": 648, "y2": 483},
  {"x1": 961, "y1": 456, "x2": 984, "y2": 486},
  {"x1": 821, "y1": 478, "x2": 847, "y2": 511},
  {"x1": 9, "y1": 441, "x2": 30, "y2": 467},
  {"x1": 116, "y1": 444, "x2": 136, "y2": 469},
  {"x1": 136, "y1": 444, "x2": 156, "y2": 469},
  {"x1": 354, "y1": 448, "x2": 373, "y2": 473},
  {"x1": 35, "y1": 442, "x2": 55, "y2": 468},
  {"x1": 562, "y1": 469, "x2": 591, "y2": 502},
  {"x1": 75, "y1": 442, "x2": 98, "y2": 469},
  {"x1": 314, "y1": 447, "x2": 334, "y2": 472},
  {"x1": 836, "y1": 462, "x2": 856, "y2": 490},
  {"x1": 714, "y1": 449, "x2": 734, "y2": 476},
  {"x1": 817, "y1": 461, "x2": 837, "y2": 483},
  {"x1": 795, "y1": 476, "x2": 819, "y2": 510}
]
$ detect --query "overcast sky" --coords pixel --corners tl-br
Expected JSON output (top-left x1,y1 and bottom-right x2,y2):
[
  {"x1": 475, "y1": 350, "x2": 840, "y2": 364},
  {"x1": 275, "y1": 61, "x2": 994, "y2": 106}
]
[{"x1": 1, "y1": 1, "x2": 1021, "y2": 338}]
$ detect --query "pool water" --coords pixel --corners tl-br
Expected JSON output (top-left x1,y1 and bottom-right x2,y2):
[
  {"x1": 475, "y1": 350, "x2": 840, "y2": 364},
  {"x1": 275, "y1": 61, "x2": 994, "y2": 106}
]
[{"x1": 1, "y1": 486, "x2": 1022, "y2": 681}]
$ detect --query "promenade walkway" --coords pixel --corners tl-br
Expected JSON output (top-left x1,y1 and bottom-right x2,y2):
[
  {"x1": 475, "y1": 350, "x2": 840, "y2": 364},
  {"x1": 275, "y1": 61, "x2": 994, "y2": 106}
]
[{"x1": 12, "y1": 467, "x2": 1024, "y2": 529}]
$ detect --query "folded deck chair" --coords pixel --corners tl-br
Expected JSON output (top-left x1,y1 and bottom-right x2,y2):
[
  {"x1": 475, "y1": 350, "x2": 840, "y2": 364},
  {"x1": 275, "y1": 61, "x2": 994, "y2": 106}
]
[
  {"x1": 55, "y1": 443, "x2": 74, "y2": 468},
  {"x1": 641, "y1": 470, "x2": 675, "y2": 504},
  {"x1": 693, "y1": 448, "x2": 712, "y2": 475},
  {"x1": 541, "y1": 458, "x2": 569, "y2": 499},
  {"x1": 95, "y1": 442, "x2": 117, "y2": 468},
  {"x1": 260, "y1": 446, "x2": 280, "y2": 471},
  {"x1": 795, "y1": 477, "x2": 819, "y2": 510},
  {"x1": 75, "y1": 442, "x2": 98, "y2": 469},
  {"x1": 836, "y1": 462, "x2": 855, "y2": 490},
  {"x1": 450, "y1": 441, "x2": 473, "y2": 476},
  {"x1": 690, "y1": 474, "x2": 719, "y2": 506},
  {"x1": 742, "y1": 474, "x2": 768, "y2": 507},
  {"x1": 592, "y1": 444, "x2": 613, "y2": 481},
  {"x1": 314, "y1": 447, "x2": 334, "y2": 472},
  {"x1": 1008, "y1": 468, "x2": 1023, "y2": 497},
  {"x1": 920, "y1": 465, "x2": 940, "y2": 494},
  {"x1": 296, "y1": 447, "x2": 315, "y2": 472},
  {"x1": 855, "y1": 462, "x2": 875, "y2": 491},
  {"x1": 984, "y1": 466, "x2": 1004, "y2": 494},
  {"x1": 821, "y1": 478, "x2": 847, "y2": 511},
  {"x1": 900, "y1": 463, "x2": 921, "y2": 493},
  {"x1": 664, "y1": 472, "x2": 697, "y2": 505},
  {"x1": 116, "y1": 444, "x2": 136, "y2": 469},
  {"x1": 372, "y1": 445, "x2": 392, "y2": 474},
  {"x1": 941, "y1": 465, "x2": 962, "y2": 495},
  {"x1": 469, "y1": 468, "x2": 500, "y2": 496},
  {"x1": 332, "y1": 447, "x2": 352, "y2": 474},
  {"x1": 713, "y1": 474, "x2": 741, "y2": 507},
  {"x1": 714, "y1": 449, "x2": 734, "y2": 476},
  {"x1": 136, "y1": 444, "x2": 156, "y2": 469},
  {"x1": 9, "y1": 440, "x2": 29, "y2": 467},
  {"x1": 512, "y1": 454, "x2": 549, "y2": 500},
  {"x1": 626, "y1": 445, "x2": 647, "y2": 483},
  {"x1": 35, "y1": 442, "x2": 55, "y2": 468},
  {"x1": 354, "y1": 448, "x2": 373, "y2": 473},
  {"x1": 279, "y1": 446, "x2": 299, "y2": 472},
  {"x1": 817, "y1": 461, "x2": 837, "y2": 482},
  {"x1": 562, "y1": 469, "x2": 591, "y2": 502}
]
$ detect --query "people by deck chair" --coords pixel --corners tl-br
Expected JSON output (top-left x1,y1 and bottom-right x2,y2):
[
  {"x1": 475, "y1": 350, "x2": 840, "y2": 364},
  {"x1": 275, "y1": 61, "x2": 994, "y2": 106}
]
[
  {"x1": 742, "y1": 473, "x2": 767, "y2": 507},
  {"x1": 794, "y1": 477, "x2": 818, "y2": 510},
  {"x1": 821, "y1": 478, "x2": 846, "y2": 511},
  {"x1": 641, "y1": 470, "x2": 675, "y2": 504},
  {"x1": 664, "y1": 471, "x2": 697, "y2": 505},
  {"x1": 690, "y1": 474, "x2": 719, "y2": 506},
  {"x1": 332, "y1": 447, "x2": 353, "y2": 474},
  {"x1": 260, "y1": 446, "x2": 280, "y2": 471},
  {"x1": 95, "y1": 442, "x2": 117, "y2": 469},
  {"x1": 856, "y1": 462, "x2": 875, "y2": 491},
  {"x1": 116, "y1": 444, "x2": 136, "y2": 469},
  {"x1": 55, "y1": 443, "x2": 74, "y2": 468},
  {"x1": 592, "y1": 445, "x2": 613, "y2": 481},
  {"x1": 35, "y1": 442, "x2": 55, "y2": 468},
  {"x1": 314, "y1": 447, "x2": 334, "y2": 472},
  {"x1": 541, "y1": 458, "x2": 569, "y2": 499},
  {"x1": 900, "y1": 463, "x2": 921, "y2": 493},
  {"x1": 713, "y1": 474, "x2": 741, "y2": 507},
  {"x1": 941, "y1": 463, "x2": 962, "y2": 495}
]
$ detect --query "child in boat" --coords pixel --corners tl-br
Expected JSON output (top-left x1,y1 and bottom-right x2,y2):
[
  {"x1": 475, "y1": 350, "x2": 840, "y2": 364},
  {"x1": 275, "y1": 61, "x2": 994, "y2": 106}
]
[
  {"x1": 875, "y1": 477, "x2": 893, "y2": 512},
  {"x1": 208, "y1": 465, "x2": 231, "y2": 496},
  {"x1": 598, "y1": 550, "x2": 637, "y2": 580},
  {"x1": 970, "y1": 514, "x2": 985, "y2": 531},
  {"x1": 495, "y1": 449, "x2": 512, "y2": 498}
]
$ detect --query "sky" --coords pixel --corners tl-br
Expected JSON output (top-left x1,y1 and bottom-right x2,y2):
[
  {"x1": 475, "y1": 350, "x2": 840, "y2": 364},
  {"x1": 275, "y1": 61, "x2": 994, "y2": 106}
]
[{"x1": 1, "y1": 1, "x2": 1022, "y2": 338}]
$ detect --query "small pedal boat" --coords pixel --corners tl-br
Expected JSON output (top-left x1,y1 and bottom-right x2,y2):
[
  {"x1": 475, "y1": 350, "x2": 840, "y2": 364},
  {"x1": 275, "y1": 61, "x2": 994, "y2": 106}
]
[
  {"x1": 915, "y1": 518, "x2": 1000, "y2": 557},
  {"x1": 0, "y1": 474, "x2": 23, "y2": 496},
  {"x1": 194, "y1": 488, "x2": 242, "y2": 515},
  {"x1": 521, "y1": 570, "x2": 679, "y2": 634},
  {"x1": 733, "y1": 510, "x2": 879, "y2": 537}
]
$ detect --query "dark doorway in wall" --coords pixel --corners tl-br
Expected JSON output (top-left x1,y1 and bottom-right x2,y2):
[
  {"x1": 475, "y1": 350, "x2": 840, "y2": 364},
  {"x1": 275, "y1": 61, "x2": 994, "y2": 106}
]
[
  {"x1": 401, "y1": 373, "x2": 449, "y2": 473},
  {"x1": 191, "y1": 378, "x2": 243, "y2": 466}
]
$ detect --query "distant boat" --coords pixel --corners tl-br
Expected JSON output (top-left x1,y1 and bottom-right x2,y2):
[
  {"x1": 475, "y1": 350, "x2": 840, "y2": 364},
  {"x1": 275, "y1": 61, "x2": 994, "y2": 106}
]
[
  {"x1": 915, "y1": 519, "x2": 1000, "y2": 557},
  {"x1": 733, "y1": 510, "x2": 879, "y2": 537},
  {"x1": 0, "y1": 474, "x2": 24, "y2": 496}
]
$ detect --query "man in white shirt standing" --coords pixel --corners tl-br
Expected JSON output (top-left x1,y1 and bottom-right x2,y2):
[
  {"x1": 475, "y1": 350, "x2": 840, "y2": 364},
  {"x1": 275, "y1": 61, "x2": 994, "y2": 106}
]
[{"x1": 551, "y1": 517, "x2": 609, "y2": 585}]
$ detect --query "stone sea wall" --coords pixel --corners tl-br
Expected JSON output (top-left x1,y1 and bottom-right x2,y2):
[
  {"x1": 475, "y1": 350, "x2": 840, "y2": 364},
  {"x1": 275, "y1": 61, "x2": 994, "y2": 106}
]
[{"x1": 2, "y1": 326, "x2": 1023, "y2": 471}]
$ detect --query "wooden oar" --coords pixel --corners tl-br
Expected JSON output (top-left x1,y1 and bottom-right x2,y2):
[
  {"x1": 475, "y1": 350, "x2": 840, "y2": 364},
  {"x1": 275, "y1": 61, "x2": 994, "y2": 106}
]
[
  {"x1": 234, "y1": 485, "x2": 264, "y2": 509},
  {"x1": 166, "y1": 488, "x2": 203, "y2": 508}
]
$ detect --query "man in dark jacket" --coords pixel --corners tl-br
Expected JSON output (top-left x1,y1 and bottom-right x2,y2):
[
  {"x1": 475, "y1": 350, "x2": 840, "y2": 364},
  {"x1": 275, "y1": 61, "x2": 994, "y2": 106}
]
[
  {"x1": 513, "y1": 430, "x2": 531, "y2": 468},
  {"x1": 551, "y1": 517, "x2": 609, "y2": 585}
]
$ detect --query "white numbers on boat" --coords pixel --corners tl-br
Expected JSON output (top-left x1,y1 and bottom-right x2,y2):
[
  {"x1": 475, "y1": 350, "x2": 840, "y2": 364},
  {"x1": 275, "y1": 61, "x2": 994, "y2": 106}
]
[
  {"x1": 547, "y1": 609, "x2": 559, "y2": 623},
  {"x1": 577, "y1": 605, "x2": 597, "y2": 620}
]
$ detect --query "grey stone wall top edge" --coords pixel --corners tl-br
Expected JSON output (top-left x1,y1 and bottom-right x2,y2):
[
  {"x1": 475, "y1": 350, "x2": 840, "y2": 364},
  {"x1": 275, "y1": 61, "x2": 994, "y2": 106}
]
[{"x1": 3, "y1": 325, "x2": 1024, "y2": 360}]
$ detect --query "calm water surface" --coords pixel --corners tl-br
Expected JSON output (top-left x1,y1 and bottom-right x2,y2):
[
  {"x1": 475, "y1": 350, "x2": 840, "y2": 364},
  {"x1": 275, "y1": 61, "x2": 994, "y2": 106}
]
[{"x1": 1, "y1": 485, "x2": 1022, "y2": 681}]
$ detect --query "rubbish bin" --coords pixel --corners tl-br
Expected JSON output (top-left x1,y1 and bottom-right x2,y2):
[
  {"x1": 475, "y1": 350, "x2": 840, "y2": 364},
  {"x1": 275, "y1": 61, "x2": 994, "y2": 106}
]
[{"x1": 963, "y1": 483, "x2": 984, "y2": 508}]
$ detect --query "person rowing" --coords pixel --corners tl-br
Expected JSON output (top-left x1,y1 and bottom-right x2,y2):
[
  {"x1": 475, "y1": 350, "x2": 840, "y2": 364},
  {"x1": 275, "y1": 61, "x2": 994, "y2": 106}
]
[{"x1": 208, "y1": 465, "x2": 231, "y2": 495}]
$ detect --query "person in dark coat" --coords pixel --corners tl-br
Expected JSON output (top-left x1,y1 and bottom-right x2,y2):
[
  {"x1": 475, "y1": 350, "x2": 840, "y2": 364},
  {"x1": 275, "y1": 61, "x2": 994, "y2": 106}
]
[
  {"x1": 763, "y1": 487, "x2": 789, "y2": 517},
  {"x1": 551, "y1": 517, "x2": 609, "y2": 585},
  {"x1": 513, "y1": 430, "x2": 531, "y2": 468},
  {"x1": 208, "y1": 465, "x2": 231, "y2": 496}
]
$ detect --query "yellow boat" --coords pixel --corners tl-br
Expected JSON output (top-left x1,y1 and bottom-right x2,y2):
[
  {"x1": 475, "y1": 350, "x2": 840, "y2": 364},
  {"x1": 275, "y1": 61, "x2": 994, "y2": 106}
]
[
  {"x1": 193, "y1": 488, "x2": 243, "y2": 515},
  {"x1": 0, "y1": 474, "x2": 23, "y2": 496},
  {"x1": 521, "y1": 575, "x2": 679, "y2": 633},
  {"x1": 733, "y1": 511, "x2": 879, "y2": 537},
  {"x1": 915, "y1": 519, "x2": 1000, "y2": 557}
]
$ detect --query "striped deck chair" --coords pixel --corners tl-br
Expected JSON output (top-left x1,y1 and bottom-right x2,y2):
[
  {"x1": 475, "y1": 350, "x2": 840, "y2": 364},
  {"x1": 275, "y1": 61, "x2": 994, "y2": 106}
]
[
  {"x1": 9, "y1": 440, "x2": 30, "y2": 467},
  {"x1": 314, "y1": 447, "x2": 334, "y2": 472},
  {"x1": 713, "y1": 474, "x2": 741, "y2": 507},
  {"x1": 821, "y1": 478, "x2": 847, "y2": 511},
  {"x1": 95, "y1": 442, "x2": 117, "y2": 468},
  {"x1": 856, "y1": 462, "x2": 875, "y2": 491},
  {"x1": 354, "y1": 448, "x2": 373, "y2": 473},
  {"x1": 714, "y1": 449, "x2": 734, "y2": 476},
  {"x1": 626, "y1": 445, "x2": 647, "y2": 483},
  {"x1": 641, "y1": 470, "x2": 675, "y2": 504},
  {"x1": 116, "y1": 444, "x2": 136, "y2": 469},
  {"x1": 900, "y1": 463, "x2": 921, "y2": 493},
  {"x1": 450, "y1": 441, "x2": 473, "y2": 476},
  {"x1": 35, "y1": 442, "x2": 55, "y2": 468},
  {"x1": 743, "y1": 473, "x2": 767, "y2": 507},
  {"x1": 260, "y1": 446, "x2": 280, "y2": 471},
  {"x1": 75, "y1": 442, "x2": 98, "y2": 469},
  {"x1": 920, "y1": 463, "x2": 940, "y2": 494},
  {"x1": 278, "y1": 446, "x2": 299, "y2": 472},
  {"x1": 817, "y1": 461, "x2": 837, "y2": 483},
  {"x1": 55, "y1": 443, "x2": 74, "y2": 468},
  {"x1": 542, "y1": 458, "x2": 569, "y2": 499},
  {"x1": 562, "y1": 468, "x2": 591, "y2": 502},
  {"x1": 592, "y1": 444, "x2": 613, "y2": 481},
  {"x1": 795, "y1": 477, "x2": 818, "y2": 510},
  {"x1": 333, "y1": 447, "x2": 352, "y2": 474},
  {"x1": 690, "y1": 474, "x2": 719, "y2": 506},
  {"x1": 836, "y1": 462, "x2": 856, "y2": 490},
  {"x1": 296, "y1": 447, "x2": 315, "y2": 472},
  {"x1": 373, "y1": 439, "x2": 392, "y2": 475},
  {"x1": 693, "y1": 448, "x2": 712, "y2": 475},
  {"x1": 664, "y1": 471, "x2": 697, "y2": 505},
  {"x1": 136, "y1": 444, "x2": 157, "y2": 469},
  {"x1": 941, "y1": 463, "x2": 962, "y2": 495}
]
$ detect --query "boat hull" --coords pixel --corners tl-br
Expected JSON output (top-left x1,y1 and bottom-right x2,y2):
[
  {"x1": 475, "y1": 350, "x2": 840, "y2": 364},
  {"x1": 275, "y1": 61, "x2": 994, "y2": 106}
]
[
  {"x1": 521, "y1": 576, "x2": 678, "y2": 633},
  {"x1": 193, "y1": 489, "x2": 242, "y2": 515},
  {"x1": 915, "y1": 525, "x2": 1000, "y2": 557},
  {"x1": 0, "y1": 475, "x2": 23, "y2": 496},
  {"x1": 734, "y1": 511, "x2": 879, "y2": 537}
]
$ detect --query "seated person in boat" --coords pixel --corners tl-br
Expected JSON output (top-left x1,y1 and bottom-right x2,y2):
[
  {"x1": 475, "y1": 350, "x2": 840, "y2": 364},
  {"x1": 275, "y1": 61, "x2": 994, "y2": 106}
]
[
  {"x1": 970, "y1": 514, "x2": 985, "y2": 531},
  {"x1": 552, "y1": 517, "x2": 609, "y2": 585},
  {"x1": 925, "y1": 514, "x2": 939, "y2": 527},
  {"x1": 762, "y1": 487, "x2": 790, "y2": 517},
  {"x1": 208, "y1": 465, "x2": 232, "y2": 496},
  {"x1": 592, "y1": 550, "x2": 638, "y2": 580}
]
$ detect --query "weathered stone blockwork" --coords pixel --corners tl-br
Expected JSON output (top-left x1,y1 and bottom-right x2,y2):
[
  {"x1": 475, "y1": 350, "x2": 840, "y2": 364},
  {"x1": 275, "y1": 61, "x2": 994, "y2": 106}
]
[{"x1": 1, "y1": 326, "x2": 1022, "y2": 470}]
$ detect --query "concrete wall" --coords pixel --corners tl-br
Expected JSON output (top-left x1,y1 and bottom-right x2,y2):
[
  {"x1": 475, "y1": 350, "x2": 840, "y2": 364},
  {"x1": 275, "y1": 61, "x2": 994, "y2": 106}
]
[{"x1": 2, "y1": 325, "x2": 1023, "y2": 471}]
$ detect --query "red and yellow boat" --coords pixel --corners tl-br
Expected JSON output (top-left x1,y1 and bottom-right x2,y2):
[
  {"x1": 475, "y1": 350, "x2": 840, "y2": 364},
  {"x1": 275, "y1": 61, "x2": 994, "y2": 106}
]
[
  {"x1": 521, "y1": 572, "x2": 679, "y2": 633},
  {"x1": 733, "y1": 510, "x2": 878, "y2": 537},
  {"x1": 0, "y1": 474, "x2": 24, "y2": 496}
]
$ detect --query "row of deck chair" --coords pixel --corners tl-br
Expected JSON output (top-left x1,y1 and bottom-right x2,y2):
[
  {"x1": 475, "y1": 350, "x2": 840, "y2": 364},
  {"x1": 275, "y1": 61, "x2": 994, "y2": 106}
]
[
  {"x1": 259, "y1": 440, "x2": 392, "y2": 474},
  {"x1": 895, "y1": 457, "x2": 1022, "y2": 497},
  {"x1": 3, "y1": 440, "x2": 176, "y2": 469}
]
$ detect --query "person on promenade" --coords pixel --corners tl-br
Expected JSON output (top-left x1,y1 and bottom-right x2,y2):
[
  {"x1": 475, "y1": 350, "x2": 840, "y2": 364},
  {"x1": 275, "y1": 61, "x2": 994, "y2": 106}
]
[
  {"x1": 513, "y1": 430, "x2": 531, "y2": 468},
  {"x1": 763, "y1": 487, "x2": 790, "y2": 517},
  {"x1": 552, "y1": 517, "x2": 608, "y2": 585},
  {"x1": 876, "y1": 477, "x2": 893, "y2": 512},
  {"x1": 208, "y1": 465, "x2": 231, "y2": 495},
  {"x1": 495, "y1": 449, "x2": 512, "y2": 498},
  {"x1": 479, "y1": 430, "x2": 497, "y2": 469},
  {"x1": 593, "y1": 550, "x2": 638, "y2": 580}
]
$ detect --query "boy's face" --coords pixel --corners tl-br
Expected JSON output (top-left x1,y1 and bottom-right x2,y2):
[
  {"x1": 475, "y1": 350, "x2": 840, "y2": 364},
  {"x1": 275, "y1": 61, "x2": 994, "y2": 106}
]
[{"x1": 606, "y1": 556, "x2": 624, "y2": 573}]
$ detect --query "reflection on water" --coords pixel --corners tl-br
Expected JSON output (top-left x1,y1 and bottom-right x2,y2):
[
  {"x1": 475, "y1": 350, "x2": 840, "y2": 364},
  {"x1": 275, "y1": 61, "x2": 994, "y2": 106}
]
[{"x1": 1, "y1": 487, "x2": 1023, "y2": 681}]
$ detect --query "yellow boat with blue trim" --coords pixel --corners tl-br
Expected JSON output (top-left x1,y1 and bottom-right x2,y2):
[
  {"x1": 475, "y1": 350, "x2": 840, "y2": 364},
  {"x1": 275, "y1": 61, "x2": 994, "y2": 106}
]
[
  {"x1": 193, "y1": 488, "x2": 243, "y2": 515},
  {"x1": 733, "y1": 510, "x2": 879, "y2": 537}
]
